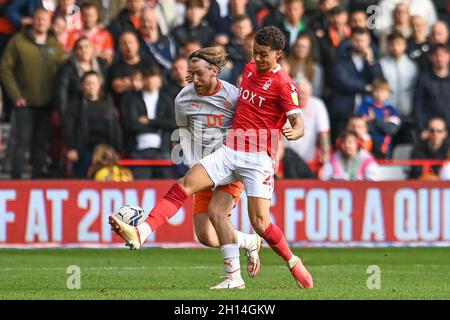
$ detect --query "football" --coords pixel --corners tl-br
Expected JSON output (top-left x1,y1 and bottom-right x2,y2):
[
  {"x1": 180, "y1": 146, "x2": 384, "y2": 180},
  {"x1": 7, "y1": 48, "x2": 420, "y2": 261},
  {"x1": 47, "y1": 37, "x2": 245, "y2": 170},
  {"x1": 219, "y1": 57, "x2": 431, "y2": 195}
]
[{"x1": 114, "y1": 205, "x2": 148, "y2": 226}]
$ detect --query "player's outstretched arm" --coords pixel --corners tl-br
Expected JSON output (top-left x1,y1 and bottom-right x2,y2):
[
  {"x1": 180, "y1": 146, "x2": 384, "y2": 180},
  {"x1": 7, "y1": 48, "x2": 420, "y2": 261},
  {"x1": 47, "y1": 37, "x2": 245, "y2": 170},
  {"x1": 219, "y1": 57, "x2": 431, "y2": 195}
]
[{"x1": 282, "y1": 113, "x2": 304, "y2": 141}]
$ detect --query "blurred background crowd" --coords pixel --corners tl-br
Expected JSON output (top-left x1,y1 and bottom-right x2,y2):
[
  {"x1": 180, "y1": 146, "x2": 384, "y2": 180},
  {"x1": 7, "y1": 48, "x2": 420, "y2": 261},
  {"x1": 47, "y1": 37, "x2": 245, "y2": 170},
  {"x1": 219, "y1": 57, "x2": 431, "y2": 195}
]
[{"x1": 0, "y1": 0, "x2": 449, "y2": 182}]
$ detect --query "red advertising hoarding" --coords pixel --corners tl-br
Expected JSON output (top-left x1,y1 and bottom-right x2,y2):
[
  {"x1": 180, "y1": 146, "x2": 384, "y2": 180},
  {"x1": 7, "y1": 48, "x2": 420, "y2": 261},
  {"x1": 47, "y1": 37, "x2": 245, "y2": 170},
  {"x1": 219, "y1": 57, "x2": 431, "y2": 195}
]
[{"x1": 0, "y1": 180, "x2": 449, "y2": 247}]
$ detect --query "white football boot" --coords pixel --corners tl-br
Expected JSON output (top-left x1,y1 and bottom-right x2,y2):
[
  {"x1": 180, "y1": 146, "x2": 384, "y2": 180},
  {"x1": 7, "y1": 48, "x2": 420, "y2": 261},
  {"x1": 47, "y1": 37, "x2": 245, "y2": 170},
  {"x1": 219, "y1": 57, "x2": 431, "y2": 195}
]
[
  {"x1": 108, "y1": 215, "x2": 143, "y2": 250},
  {"x1": 210, "y1": 276, "x2": 245, "y2": 290}
]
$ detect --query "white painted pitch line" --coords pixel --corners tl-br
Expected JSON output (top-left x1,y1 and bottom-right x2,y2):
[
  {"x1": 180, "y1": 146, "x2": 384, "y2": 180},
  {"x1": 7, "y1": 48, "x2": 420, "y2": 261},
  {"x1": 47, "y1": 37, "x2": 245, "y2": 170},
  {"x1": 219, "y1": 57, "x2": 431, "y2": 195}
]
[
  {"x1": 0, "y1": 266, "x2": 220, "y2": 271},
  {"x1": 0, "y1": 264, "x2": 441, "y2": 272}
]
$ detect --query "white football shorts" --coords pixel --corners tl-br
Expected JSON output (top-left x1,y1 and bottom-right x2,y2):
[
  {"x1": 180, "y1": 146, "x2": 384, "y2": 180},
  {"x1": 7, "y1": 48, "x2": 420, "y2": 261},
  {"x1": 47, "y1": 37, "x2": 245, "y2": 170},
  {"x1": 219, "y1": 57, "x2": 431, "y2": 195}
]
[{"x1": 199, "y1": 145, "x2": 275, "y2": 199}]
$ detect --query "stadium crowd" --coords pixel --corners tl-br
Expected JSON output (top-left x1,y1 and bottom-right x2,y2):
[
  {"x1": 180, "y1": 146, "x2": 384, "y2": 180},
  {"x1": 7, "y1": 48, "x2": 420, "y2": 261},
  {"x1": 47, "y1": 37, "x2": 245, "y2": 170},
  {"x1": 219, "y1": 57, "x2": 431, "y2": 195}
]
[{"x1": 0, "y1": 0, "x2": 449, "y2": 181}]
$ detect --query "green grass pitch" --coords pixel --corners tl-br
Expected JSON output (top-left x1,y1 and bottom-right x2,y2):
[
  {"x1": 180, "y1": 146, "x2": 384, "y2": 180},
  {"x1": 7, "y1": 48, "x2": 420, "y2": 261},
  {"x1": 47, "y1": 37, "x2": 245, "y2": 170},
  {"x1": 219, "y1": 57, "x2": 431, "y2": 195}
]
[{"x1": 0, "y1": 247, "x2": 449, "y2": 299}]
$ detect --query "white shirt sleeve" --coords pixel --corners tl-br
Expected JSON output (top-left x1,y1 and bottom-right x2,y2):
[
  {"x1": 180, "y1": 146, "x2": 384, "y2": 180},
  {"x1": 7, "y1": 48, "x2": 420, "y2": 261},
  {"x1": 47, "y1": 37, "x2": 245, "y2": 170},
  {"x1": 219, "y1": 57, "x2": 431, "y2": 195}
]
[
  {"x1": 174, "y1": 95, "x2": 195, "y2": 167},
  {"x1": 229, "y1": 84, "x2": 240, "y2": 108},
  {"x1": 178, "y1": 127, "x2": 196, "y2": 168},
  {"x1": 175, "y1": 96, "x2": 188, "y2": 127}
]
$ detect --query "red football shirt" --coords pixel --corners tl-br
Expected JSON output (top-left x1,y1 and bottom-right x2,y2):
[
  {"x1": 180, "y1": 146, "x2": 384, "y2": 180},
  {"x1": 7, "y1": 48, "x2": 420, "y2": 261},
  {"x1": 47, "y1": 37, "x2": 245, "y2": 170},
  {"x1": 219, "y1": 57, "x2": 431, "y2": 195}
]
[{"x1": 225, "y1": 61, "x2": 302, "y2": 156}]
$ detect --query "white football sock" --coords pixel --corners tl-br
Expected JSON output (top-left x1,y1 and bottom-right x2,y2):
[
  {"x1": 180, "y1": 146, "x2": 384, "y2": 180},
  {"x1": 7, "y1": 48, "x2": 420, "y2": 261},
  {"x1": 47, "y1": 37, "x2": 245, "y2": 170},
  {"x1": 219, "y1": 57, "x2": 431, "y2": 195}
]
[
  {"x1": 137, "y1": 222, "x2": 152, "y2": 243},
  {"x1": 235, "y1": 231, "x2": 257, "y2": 251},
  {"x1": 220, "y1": 243, "x2": 242, "y2": 279}
]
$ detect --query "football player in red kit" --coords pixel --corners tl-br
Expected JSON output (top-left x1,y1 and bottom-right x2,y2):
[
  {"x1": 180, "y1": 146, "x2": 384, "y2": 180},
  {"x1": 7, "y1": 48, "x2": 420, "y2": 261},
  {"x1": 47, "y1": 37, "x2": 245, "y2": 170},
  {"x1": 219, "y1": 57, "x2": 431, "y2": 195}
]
[{"x1": 109, "y1": 26, "x2": 313, "y2": 290}]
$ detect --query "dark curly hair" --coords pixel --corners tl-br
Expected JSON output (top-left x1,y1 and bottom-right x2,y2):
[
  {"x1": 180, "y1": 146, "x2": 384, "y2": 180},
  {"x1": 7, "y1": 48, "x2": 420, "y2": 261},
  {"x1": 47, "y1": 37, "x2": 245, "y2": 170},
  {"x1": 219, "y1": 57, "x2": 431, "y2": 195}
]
[{"x1": 255, "y1": 26, "x2": 285, "y2": 51}]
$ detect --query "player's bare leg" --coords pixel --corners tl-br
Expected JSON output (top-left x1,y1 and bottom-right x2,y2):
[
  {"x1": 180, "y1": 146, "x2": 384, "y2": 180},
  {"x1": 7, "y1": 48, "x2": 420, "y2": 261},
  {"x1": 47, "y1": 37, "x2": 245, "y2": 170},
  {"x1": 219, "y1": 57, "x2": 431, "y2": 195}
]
[
  {"x1": 208, "y1": 190, "x2": 261, "y2": 289},
  {"x1": 247, "y1": 197, "x2": 313, "y2": 289},
  {"x1": 208, "y1": 190, "x2": 243, "y2": 289},
  {"x1": 109, "y1": 164, "x2": 214, "y2": 249},
  {"x1": 194, "y1": 213, "x2": 221, "y2": 247},
  {"x1": 210, "y1": 190, "x2": 261, "y2": 277}
]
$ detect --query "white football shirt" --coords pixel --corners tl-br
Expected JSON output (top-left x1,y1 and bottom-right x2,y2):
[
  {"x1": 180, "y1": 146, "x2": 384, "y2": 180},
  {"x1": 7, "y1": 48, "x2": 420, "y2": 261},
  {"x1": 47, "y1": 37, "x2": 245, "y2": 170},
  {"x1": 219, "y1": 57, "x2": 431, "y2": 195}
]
[{"x1": 175, "y1": 80, "x2": 239, "y2": 167}]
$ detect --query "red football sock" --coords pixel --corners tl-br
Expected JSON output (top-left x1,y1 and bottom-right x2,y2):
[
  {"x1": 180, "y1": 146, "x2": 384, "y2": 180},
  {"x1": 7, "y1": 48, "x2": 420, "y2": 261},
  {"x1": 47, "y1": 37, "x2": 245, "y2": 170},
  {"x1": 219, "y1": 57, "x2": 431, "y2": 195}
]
[
  {"x1": 145, "y1": 183, "x2": 188, "y2": 231},
  {"x1": 262, "y1": 223, "x2": 293, "y2": 262}
]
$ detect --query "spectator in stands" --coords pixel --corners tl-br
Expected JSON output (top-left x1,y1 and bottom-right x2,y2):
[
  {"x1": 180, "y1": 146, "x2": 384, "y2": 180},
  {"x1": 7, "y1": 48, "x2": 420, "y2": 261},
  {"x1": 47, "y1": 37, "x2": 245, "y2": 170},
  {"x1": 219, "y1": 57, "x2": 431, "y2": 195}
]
[
  {"x1": 170, "y1": 0, "x2": 187, "y2": 28},
  {"x1": 377, "y1": 2, "x2": 412, "y2": 55},
  {"x1": 172, "y1": 0, "x2": 215, "y2": 50},
  {"x1": 217, "y1": 0, "x2": 257, "y2": 37},
  {"x1": 320, "y1": 5, "x2": 351, "y2": 53},
  {"x1": 120, "y1": 66, "x2": 176, "y2": 179},
  {"x1": 311, "y1": 0, "x2": 341, "y2": 35},
  {"x1": 53, "y1": 0, "x2": 82, "y2": 33},
  {"x1": 5, "y1": 0, "x2": 43, "y2": 30},
  {"x1": 356, "y1": 78, "x2": 401, "y2": 159},
  {"x1": 277, "y1": 140, "x2": 316, "y2": 179},
  {"x1": 166, "y1": 56, "x2": 189, "y2": 100},
  {"x1": 288, "y1": 33, "x2": 324, "y2": 98},
  {"x1": 346, "y1": 115, "x2": 373, "y2": 152},
  {"x1": 200, "y1": 0, "x2": 220, "y2": 34},
  {"x1": 413, "y1": 44, "x2": 450, "y2": 135},
  {"x1": 316, "y1": 5, "x2": 350, "y2": 98},
  {"x1": 409, "y1": 117, "x2": 449, "y2": 179},
  {"x1": 89, "y1": 143, "x2": 133, "y2": 181},
  {"x1": 230, "y1": 32, "x2": 254, "y2": 86},
  {"x1": 138, "y1": 7, "x2": 176, "y2": 73},
  {"x1": 349, "y1": 9, "x2": 368, "y2": 29},
  {"x1": 320, "y1": 130, "x2": 380, "y2": 181},
  {"x1": 393, "y1": 2, "x2": 412, "y2": 38},
  {"x1": 108, "y1": 31, "x2": 155, "y2": 104},
  {"x1": 284, "y1": 81, "x2": 331, "y2": 171},
  {"x1": 380, "y1": 31, "x2": 418, "y2": 145},
  {"x1": 0, "y1": 7, "x2": 65, "y2": 179},
  {"x1": 108, "y1": 0, "x2": 145, "y2": 48},
  {"x1": 423, "y1": 19, "x2": 449, "y2": 64},
  {"x1": 407, "y1": 14, "x2": 430, "y2": 69},
  {"x1": 128, "y1": 67, "x2": 145, "y2": 91},
  {"x1": 330, "y1": 27, "x2": 384, "y2": 142},
  {"x1": 413, "y1": 20, "x2": 450, "y2": 70},
  {"x1": 212, "y1": 33, "x2": 229, "y2": 49},
  {"x1": 144, "y1": 0, "x2": 177, "y2": 37},
  {"x1": 227, "y1": 15, "x2": 254, "y2": 78},
  {"x1": 100, "y1": 1, "x2": 126, "y2": 25},
  {"x1": 263, "y1": 0, "x2": 319, "y2": 58},
  {"x1": 349, "y1": 8, "x2": 381, "y2": 45},
  {"x1": 0, "y1": 0, "x2": 17, "y2": 121},
  {"x1": 178, "y1": 38, "x2": 202, "y2": 58},
  {"x1": 430, "y1": 20, "x2": 450, "y2": 46},
  {"x1": 64, "y1": 71, "x2": 122, "y2": 178},
  {"x1": 375, "y1": 0, "x2": 437, "y2": 35},
  {"x1": 66, "y1": 1, "x2": 114, "y2": 64},
  {"x1": 52, "y1": 14, "x2": 72, "y2": 53},
  {"x1": 57, "y1": 36, "x2": 109, "y2": 117}
]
